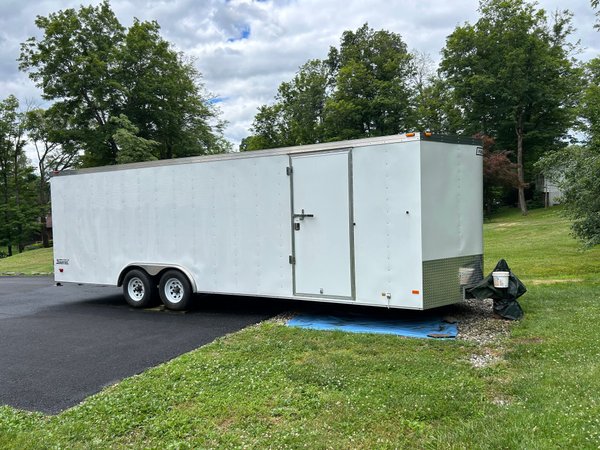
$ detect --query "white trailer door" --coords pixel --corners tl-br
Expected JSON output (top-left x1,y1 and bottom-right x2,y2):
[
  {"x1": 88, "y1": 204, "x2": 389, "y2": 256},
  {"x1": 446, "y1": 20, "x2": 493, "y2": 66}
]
[{"x1": 291, "y1": 150, "x2": 354, "y2": 299}]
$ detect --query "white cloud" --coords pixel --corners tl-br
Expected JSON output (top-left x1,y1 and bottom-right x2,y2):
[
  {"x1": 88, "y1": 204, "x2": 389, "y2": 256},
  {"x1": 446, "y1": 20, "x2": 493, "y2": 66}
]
[{"x1": 0, "y1": 0, "x2": 597, "y2": 155}]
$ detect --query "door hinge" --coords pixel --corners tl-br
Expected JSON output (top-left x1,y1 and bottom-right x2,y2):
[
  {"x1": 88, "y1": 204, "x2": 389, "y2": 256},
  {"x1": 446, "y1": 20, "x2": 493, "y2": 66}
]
[
  {"x1": 286, "y1": 166, "x2": 293, "y2": 176},
  {"x1": 289, "y1": 255, "x2": 296, "y2": 264}
]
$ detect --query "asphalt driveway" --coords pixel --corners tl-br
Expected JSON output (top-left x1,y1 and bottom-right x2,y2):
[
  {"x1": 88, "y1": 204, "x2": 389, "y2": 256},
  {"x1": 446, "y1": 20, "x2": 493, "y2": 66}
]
[{"x1": 0, "y1": 277, "x2": 290, "y2": 414}]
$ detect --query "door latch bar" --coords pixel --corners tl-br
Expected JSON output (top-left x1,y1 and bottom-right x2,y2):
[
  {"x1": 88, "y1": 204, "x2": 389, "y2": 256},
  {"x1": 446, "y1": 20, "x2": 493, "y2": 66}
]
[{"x1": 293, "y1": 208, "x2": 314, "y2": 220}]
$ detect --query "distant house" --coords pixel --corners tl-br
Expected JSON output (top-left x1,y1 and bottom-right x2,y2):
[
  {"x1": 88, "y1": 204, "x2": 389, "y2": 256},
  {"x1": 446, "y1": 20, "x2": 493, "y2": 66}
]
[
  {"x1": 46, "y1": 214, "x2": 53, "y2": 241},
  {"x1": 536, "y1": 172, "x2": 563, "y2": 207}
]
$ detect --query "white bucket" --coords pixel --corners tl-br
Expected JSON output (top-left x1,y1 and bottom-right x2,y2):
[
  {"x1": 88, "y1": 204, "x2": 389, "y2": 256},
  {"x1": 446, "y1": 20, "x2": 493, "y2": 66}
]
[
  {"x1": 459, "y1": 268, "x2": 475, "y2": 285},
  {"x1": 492, "y1": 271, "x2": 510, "y2": 288}
]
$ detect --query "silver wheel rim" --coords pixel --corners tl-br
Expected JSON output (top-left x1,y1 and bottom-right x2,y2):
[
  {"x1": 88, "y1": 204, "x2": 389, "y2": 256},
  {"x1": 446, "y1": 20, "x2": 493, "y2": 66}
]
[
  {"x1": 164, "y1": 278, "x2": 184, "y2": 303},
  {"x1": 127, "y1": 277, "x2": 145, "y2": 302}
]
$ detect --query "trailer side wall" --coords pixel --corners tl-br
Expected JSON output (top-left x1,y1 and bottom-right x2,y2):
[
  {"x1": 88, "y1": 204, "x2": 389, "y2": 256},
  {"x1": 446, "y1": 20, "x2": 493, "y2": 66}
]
[
  {"x1": 52, "y1": 155, "x2": 293, "y2": 296},
  {"x1": 352, "y1": 142, "x2": 423, "y2": 309}
]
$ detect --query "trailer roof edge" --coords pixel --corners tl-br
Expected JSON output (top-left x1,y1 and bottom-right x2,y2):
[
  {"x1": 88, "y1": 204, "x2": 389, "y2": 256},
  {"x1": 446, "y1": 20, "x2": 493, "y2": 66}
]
[{"x1": 52, "y1": 133, "x2": 482, "y2": 177}]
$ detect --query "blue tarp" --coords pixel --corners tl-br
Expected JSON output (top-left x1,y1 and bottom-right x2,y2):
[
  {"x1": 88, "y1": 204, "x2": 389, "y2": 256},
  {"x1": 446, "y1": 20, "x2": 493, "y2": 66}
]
[{"x1": 287, "y1": 314, "x2": 457, "y2": 339}]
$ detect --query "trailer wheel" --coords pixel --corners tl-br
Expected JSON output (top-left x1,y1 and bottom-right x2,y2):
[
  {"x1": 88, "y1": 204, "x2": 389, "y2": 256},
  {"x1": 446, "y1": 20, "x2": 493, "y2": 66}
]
[
  {"x1": 159, "y1": 270, "x2": 192, "y2": 311},
  {"x1": 123, "y1": 269, "x2": 156, "y2": 308}
]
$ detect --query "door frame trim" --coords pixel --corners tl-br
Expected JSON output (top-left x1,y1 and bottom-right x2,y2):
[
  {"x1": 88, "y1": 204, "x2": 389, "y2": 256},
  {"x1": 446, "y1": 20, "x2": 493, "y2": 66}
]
[
  {"x1": 348, "y1": 149, "x2": 357, "y2": 300},
  {"x1": 289, "y1": 148, "x2": 356, "y2": 300}
]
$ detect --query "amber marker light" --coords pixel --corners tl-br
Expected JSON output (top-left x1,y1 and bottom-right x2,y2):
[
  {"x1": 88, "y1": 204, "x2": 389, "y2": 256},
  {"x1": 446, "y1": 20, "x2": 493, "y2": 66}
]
[
  {"x1": 412, "y1": 290, "x2": 420, "y2": 294},
  {"x1": 405, "y1": 132, "x2": 416, "y2": 137}
]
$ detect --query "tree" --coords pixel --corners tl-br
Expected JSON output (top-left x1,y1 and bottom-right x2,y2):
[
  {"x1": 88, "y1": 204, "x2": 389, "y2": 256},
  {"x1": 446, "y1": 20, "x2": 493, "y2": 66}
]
[
  {"x1": 0, "y1": 96, "x2": 39, "y2": 255},
  {"x1": 538, "y1": 145, "x2": 600, "y2": 247},
  {"x1": 19, "y1": 2, "x2": 124, "y2": 166},
  {"x1": 479, "y1": 134, "x2": 520, "y2": 215},
  {"x1": 324, "y1": 24, "x2": 415, "y2": 140},
  {"x1": 240, "y1": 104, "x2": 288, "y2": 151},
  {"x1": 413, "y1": 76, "x2": 464, "y2": 134},
  {"x1": 537, "y1": 56, "x2": 600, "y2": 247},
  {"x1": 278, "y1": 60, "x2": 331, "y2": 145},
  {"x1": 440, "y1": 0, "x2": 580, "y2": 214},
  {"x1": 25, "y1": 108, "x2": 79, "y2": 247},
  {"x1": 242, "y1": 60, "x2": 331, "y2": 151},
  {"x1": 110, "y1": 114, "x2": 159, "y2": 164},
  {"x1": 117, "y1": 19, "x2": 230, "y2": 159},
  {"x1": 242, "y1": 24, "x2": 415, "y2": 150},
  {"x1": 0, "y1": 96, "x2": 19, "y2": 255},
  {"x1": 19, "y1": 1, "x2": 229, "y2": 167},
  {"x1": 580, "y1": 57, "x2": 600, "y2": 149}
]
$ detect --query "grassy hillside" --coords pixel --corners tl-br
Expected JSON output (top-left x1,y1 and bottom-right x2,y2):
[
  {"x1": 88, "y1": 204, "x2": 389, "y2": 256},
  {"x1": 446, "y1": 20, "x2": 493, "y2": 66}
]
[
  {"x1": 484, "y1": 206, "x2": 599, "y2": 281},
  {"x1": 0, "y1": 247, "x2": 53, "y2": 275},
  {"x1": 1, "y1": 207, "x2": 599, "y2": 448}
]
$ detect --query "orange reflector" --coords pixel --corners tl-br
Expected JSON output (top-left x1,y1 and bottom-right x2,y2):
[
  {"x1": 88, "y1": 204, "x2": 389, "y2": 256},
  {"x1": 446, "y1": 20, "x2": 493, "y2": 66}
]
[
  {"x1": 411, "y1": 290, "x2": 420, "y2": 295},
  {"x1": 424, "y1": 131, "x2": 432, "y2": 137},
  {"x1": 405, "y1": 132, "x2": 415, "y2": 137}
]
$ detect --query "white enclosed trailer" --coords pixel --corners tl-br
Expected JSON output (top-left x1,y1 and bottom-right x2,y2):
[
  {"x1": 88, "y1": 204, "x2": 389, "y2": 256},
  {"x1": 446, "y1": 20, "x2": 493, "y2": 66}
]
[{"x1": 51, "y1": 133, "x2": 484, "y2": 310}]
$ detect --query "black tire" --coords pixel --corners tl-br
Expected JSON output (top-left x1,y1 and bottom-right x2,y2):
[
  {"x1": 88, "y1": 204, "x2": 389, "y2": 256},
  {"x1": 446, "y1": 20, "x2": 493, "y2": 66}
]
[
  {"x1": 123, "y1": 269, "x2": 156, "y2": 308},
  {"x1": 158, "y1": 270, "x2": 192, "y2": 311}
]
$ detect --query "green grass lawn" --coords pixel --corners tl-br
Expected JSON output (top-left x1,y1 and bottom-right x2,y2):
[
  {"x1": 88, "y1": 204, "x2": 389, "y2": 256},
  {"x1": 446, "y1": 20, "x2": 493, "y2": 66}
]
[
  {"x1": 1, "y1": 207, "x2": 599, "y2": 448},
  {"x1": 0, "y1": 247, "x2": 53, "y2": 275},
  {"x1": 484, "y1": 206, "x2": 600, "y2": 281}
]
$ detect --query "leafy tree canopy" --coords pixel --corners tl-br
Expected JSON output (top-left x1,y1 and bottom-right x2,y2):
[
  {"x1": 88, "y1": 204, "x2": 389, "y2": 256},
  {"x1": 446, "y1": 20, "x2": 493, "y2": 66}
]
[
  {"x1": 580, "y1": 57, "x2": 600, "y2": 150},
  {"x1": 25, "y1": 107, "x2": 79, "y2": 247},
  {"x1": 537, "y1": 56, "x2": 600, "y2": 247},
  {"x1": 538, "y1": 145, "x2": 600, "y2": 247},
  {"x1": 0, "y1": 96, "x2": 40, "y2": 254},
  {"x1": 19, "y1": 1, "x2": 230, "y2": 167},
  {"x1": 324, "y1": 24, "x2": 415, "y2": 140},
  {"x1": 440, "y1": 0, "x2": 581, "y2": 214},
  {"x1": 242, "y1": 24, "x2": 416, "y2": 150}
]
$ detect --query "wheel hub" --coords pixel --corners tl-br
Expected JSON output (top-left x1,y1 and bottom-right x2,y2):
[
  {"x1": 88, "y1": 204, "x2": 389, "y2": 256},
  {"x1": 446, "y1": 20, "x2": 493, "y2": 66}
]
[
  {"x1": 127, "y1": 277, "x2": 145, "y2": 301},
  {"x1": 165, "y1": 278, "x2": 184, "y2": 303}
]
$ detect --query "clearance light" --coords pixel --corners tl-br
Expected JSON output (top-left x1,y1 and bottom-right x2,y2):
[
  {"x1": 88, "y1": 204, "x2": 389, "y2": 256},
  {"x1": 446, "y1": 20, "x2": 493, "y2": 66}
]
[
  {"x1": 59, "y1": 268, "x2": 64, "y2": 273},
  {"x1": 424, "y1": 131, "x2": 432, "y2": 137},
  {"x1": 405, "y1": 132, "x2": 416, "y2": 137},
  {"x1": 411, "y1": 290, "x2": 420, "y2": 295}
]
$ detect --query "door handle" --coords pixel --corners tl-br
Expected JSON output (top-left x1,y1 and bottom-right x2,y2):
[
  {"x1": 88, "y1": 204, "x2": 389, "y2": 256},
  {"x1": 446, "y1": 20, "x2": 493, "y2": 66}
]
[{"x1": 293, "y1": 208, "x2": 314, "y2": 221}]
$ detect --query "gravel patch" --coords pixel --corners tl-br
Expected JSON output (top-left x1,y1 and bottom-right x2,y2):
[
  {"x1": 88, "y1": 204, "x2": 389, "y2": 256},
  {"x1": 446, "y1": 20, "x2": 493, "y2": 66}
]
[
  {"x1": 445, "y1": 298, "x2": 515, "y2": 368},
  {"x1": 271, "y1": 312, "x2": 296, "y2": 324},
  {"x1": 446, "y1": 298, "x2": 512, "y2": 345},
  {"x1": 491, "y1": 396, "x2": 511, "y2": 406},
  {"x1": 469, "y1": 349, "x2": 502, "y2": 368}
]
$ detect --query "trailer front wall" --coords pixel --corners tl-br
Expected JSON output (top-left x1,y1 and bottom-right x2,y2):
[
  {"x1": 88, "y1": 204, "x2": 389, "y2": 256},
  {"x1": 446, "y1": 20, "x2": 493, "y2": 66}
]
[
  {"x1": 52, "y1": 155, "x2": 293, "y2": 296},
  {"x1": 419, "y1": 141, "x2": 484, "y2": 308}
]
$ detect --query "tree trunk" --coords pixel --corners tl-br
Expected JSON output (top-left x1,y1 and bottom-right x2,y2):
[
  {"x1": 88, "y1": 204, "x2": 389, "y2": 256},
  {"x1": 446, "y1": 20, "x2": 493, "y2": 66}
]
[
  {"x1": 1, "y1": 164, "x2": 11, "y2": 256},
  {"x1": 39, "y1": 165, "x2": 50, "y2": 248},
  {"x1": 516, "y1": 114, "x2": 528, "y2": 215},
  {"x1": 13, "y1": 143, "x2": 23, "y2": 252},
  {"x1": 40, "y1": 216, "x2": 49, "y2": 248},
  {"x1": 109, "y1": 137, "x2": 119, "y2": 163}
]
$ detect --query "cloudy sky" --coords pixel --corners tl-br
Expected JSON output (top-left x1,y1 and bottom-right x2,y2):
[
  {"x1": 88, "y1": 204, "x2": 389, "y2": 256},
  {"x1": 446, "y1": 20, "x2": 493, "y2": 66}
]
[{"x1": 0, "y1": 0, "x2": 598, "y2": 154}]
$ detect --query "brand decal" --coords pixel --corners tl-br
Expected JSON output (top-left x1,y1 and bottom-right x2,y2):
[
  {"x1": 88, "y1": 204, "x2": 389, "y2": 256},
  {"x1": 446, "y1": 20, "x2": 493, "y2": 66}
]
[{"x1": 56, "y1": 258, "x2": 69, "y2": 265}]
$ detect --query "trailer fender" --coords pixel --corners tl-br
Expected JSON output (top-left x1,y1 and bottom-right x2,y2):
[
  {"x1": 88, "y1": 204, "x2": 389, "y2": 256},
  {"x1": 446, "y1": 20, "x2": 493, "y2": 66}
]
[{"x1": 118, "y1": 263, "x2": 198, "y2": 293}]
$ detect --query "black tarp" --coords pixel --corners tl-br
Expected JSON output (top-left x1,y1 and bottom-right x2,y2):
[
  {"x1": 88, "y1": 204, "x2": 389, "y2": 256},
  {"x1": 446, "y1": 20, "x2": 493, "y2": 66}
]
[{"x1": 468, "y1": 259, "x2": 526, "y2": 320}]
